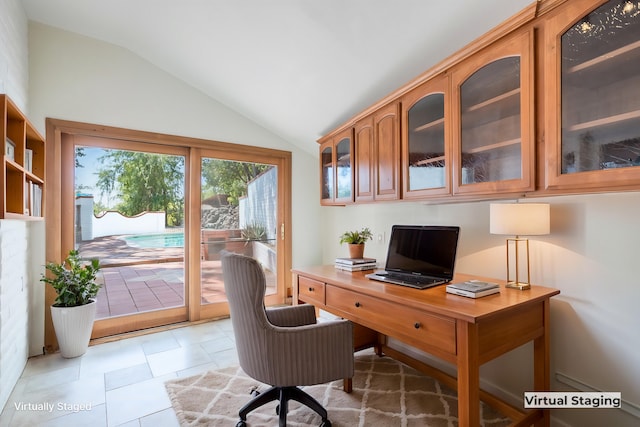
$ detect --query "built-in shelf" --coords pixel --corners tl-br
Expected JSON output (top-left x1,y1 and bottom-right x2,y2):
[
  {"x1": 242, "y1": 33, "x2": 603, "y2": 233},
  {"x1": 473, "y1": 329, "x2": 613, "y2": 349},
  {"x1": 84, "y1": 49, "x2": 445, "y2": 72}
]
[
  {"x1": 1, "y1": 94, "x2": 46, "y2": 220},
  {"x1": 466, "y1": 88, "x2": 520, "y2": 113},
  {"x1": 567, "y1": 39, "x2": 640, "y2": 73},
  {"x1": 465, "y1": 138, "x2": 520, "y2": 154},
  {"x1": 566, "y1": 109, "x2": 640, "y2": 132},
  {"x1": 413, "y1": 155, "x2": 446, "y2": 166},
  {"x1": 414, "y1": 117, "x2": 444, "y2": 132}
]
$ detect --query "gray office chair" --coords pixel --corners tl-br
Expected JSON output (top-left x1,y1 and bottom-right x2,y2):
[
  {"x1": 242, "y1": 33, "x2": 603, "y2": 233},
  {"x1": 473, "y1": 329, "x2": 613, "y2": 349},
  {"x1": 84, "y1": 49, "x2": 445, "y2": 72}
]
[{"x1": 220, "y1": 251, "x2": 354, "y2": 427}]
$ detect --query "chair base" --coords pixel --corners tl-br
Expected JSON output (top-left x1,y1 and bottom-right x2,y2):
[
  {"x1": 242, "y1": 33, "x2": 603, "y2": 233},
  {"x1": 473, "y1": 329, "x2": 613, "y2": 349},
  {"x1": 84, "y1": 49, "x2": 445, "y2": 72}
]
[{"x1": 237, "y1": 385, "x2": 331, "y2": 427}]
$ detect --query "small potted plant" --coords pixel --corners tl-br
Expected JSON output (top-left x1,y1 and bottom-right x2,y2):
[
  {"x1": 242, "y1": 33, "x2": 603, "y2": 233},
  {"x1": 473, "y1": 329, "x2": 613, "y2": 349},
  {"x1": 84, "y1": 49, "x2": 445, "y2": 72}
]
[
  {"x1": 41, "y1": 249, "x2": 101, "y2": 358},
  {"x1": 339, "y1": 227, "x2": 373, "y2": 259}
]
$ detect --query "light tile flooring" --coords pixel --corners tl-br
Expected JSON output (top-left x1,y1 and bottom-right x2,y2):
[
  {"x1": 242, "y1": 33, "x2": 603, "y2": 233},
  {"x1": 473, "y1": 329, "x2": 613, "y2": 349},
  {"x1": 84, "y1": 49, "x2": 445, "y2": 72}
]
[{"x1": 0, "y1": 319, "x2": 239, "y2": 427}]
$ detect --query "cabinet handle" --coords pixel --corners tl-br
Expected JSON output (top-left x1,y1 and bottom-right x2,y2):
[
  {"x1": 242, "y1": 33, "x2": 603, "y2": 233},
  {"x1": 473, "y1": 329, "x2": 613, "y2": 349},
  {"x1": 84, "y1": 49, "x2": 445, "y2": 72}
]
[
  {"x1": 308, "y1": 287, "x2": 314, "y2": 292},
  {"x1": 354, "y1": 302, "x2": 361, "y2": 308},
  {"x1": 414, "y1": 322, "x2": 421, "y2": 329}
]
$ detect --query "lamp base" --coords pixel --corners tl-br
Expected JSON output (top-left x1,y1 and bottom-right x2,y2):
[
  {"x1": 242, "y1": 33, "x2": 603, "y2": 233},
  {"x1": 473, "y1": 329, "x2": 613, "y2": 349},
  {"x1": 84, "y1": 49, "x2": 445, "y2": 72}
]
[{"x1": 506, "y1": 281, "x2": 531, "y2": 290}]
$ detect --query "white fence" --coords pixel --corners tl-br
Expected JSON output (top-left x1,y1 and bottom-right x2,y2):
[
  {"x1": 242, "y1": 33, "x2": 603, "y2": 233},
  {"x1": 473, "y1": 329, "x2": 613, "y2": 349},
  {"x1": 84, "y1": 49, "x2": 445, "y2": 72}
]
[
  {"x1": 92, "y1": 211, "x2": 165, "y2": 238},
  {"x1": 76, "y1": 195, "x2": 165, "y2": 240}
]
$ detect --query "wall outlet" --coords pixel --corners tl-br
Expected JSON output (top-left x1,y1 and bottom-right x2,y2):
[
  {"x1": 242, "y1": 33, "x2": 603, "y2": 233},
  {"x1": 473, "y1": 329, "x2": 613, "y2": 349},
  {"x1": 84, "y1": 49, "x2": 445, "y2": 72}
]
[{"x1": 377, "y1": 232, "x2": 386, "y2": 244}]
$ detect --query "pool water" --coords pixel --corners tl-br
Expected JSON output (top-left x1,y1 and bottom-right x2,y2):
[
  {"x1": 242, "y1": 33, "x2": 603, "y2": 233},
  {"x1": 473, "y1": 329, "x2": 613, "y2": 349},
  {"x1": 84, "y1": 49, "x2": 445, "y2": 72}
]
[{"x1": 123, "y1": 232, "x2": 184, "y2": 248}]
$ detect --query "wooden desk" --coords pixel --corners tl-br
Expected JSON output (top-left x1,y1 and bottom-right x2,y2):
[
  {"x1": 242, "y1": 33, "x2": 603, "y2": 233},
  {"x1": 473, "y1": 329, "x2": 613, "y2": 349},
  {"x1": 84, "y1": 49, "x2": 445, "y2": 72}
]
[{"x1": 292, "y1": 265, "x2": 560, "y2": 427}]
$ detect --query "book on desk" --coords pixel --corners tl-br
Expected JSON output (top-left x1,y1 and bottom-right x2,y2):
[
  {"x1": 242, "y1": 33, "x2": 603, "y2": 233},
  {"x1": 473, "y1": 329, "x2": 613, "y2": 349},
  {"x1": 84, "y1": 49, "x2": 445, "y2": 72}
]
[
  {"x1": 446, "y1": 280, "x2": 500, "y2": 298},
  {"x1": 334, "y1": 257, "x2": 377, "y2": 272}
]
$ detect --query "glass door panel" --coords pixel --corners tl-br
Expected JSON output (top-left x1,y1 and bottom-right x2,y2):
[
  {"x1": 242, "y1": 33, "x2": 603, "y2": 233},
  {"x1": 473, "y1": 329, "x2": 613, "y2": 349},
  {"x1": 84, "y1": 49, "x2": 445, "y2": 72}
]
[
  {"x1": 460, "y1": 56, "x2": 522, "y2": 185},
  {"x1": 320, "y1": 144, "x2": 333, "y2": 203},
  {"x1": 199, "y1": 157, "x2": 278, "y2": 309},
  {"x1": 75, "y1": 146, "x2": 186, "y2": 320},
  {"x1": 335, "y1": 136, "x2": 353, "y2": 202},
  {"x1": 407, "y1": 93, "x2": 447, "y2": 191},
  {"x1": 71, "y1": 140, "x2": 188, "y2": 339},
  {"x1": 560, "y1": 0, "x2": 640, "y2": 174}
]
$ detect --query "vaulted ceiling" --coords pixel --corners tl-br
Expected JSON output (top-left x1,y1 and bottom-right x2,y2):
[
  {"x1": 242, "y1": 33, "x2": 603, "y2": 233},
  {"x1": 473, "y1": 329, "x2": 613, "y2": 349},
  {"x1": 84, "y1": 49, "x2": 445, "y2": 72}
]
[{"x1": 21, "y1": 0, "x2": 532, "y2": 154}]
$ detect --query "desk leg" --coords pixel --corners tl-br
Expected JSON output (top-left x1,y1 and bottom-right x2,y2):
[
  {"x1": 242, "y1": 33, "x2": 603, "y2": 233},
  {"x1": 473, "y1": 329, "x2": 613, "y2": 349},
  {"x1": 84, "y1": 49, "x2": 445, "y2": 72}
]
[
  {"x1": 457, "y1": 321, "x2": 480, "y2": 427},
  {"x1": 533, "y1": 299, "x2": 551, "y2": 427},
  {"x1": 343, "y1": 378, "x2": 353, "y2": 393}
]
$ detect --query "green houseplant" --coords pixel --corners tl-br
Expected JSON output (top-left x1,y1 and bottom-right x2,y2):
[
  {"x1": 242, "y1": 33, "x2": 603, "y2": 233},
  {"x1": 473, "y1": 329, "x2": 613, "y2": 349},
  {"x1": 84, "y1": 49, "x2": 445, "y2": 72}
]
[
  {"x1": 339, "y1": 227, "x2": 373, "y2": 259},
  {"x1": 41, "y1": 250, "x2": 101, "y2": 358}
]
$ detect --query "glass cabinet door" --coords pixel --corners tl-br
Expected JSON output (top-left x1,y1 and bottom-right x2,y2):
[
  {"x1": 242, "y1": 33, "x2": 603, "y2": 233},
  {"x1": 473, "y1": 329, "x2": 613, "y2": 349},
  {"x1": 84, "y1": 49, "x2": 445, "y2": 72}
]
[
  {"x1": 545, "y1": 0, "x2": 640, "y2": 189},
  {"x1": 319, "y1": 128, "x2": 353, "y2": 205},
  {"x1": 460, "y1": 56, "x2": 521, "y2": 184},
  {"x1": 452, "y1": 30, "x2": 534, "y2": 195},
  {"x1": 402, "y1": 75, "x2": 450, "y2": 199},
  {"x1": 320, "y1": 142, "x2": 333, "y2": 204},
  {"x1": 335, "y1": 135, "x2": 353, "y2": 203}
]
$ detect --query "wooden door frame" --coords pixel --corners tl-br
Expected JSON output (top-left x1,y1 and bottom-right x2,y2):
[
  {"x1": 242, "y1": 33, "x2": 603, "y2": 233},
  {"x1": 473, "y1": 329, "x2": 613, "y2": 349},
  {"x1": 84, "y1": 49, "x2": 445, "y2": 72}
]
[{"x1": 45, "y1": 118, "x2": 292, "y2": 351}]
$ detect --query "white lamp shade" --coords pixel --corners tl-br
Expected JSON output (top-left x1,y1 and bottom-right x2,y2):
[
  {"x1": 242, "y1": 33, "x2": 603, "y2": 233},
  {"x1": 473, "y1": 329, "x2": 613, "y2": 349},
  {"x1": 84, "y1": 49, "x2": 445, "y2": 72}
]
[{"x1": 490, "y1": 203, "x2": 550, "y2": 236}]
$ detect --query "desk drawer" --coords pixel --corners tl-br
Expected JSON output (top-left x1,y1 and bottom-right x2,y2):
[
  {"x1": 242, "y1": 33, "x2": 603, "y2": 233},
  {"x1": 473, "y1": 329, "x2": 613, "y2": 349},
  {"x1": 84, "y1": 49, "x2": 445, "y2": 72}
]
[
  {"x1": 298, "y1": 276, "x2": 325, "y2": 306},
  {"x1": 326, "y1": 285, "x2": 456, "y2": 356}
]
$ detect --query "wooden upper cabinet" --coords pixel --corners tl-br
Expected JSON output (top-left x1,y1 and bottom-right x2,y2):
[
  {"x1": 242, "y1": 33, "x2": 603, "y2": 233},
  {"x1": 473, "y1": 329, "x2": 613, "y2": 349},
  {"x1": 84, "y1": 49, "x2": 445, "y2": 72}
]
[
  {"x1": 544, "y1": 0, "x2": 640, "y2": 190},
  {"x1": 354, "y1": 102, "x2": 401, "y2": 202},
  {"x1": 354, "y1": 116, "x2": 374, "y2": 202},
  {"x1": 401, "y1": 74, "x2": 451, "y2": 199},
  {"x1": 373, "y1": 102, "x2": 401, "y2": 201},
  {"x1": 319, "y1": 128, "x2": 354, "y2": 205},
  {"x1": 451, "y1": 29, "x2": 535, "y2": 195}
]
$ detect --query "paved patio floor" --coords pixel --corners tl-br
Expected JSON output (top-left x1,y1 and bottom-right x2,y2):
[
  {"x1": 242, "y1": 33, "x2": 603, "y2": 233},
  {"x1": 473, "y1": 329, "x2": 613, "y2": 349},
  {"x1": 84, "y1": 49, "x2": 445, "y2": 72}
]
[{"x1": 79, "y1": 235, "x2": 275, "y2": 319}]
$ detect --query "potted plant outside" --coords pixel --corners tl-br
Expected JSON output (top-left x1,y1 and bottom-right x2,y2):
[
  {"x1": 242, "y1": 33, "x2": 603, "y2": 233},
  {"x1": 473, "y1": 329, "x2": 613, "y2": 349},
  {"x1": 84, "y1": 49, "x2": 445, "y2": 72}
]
[
  {"x1": 339, "y1": 227, "x2": 373, "y2": 259},
  {"x1": 41, "y1": 249, "x2": 101, "y2": 358}
]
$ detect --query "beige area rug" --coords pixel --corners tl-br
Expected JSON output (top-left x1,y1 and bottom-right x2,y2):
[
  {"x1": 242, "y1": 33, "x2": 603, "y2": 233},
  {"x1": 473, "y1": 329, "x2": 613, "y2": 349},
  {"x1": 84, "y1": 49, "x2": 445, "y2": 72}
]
[{"x1": 165, "y1": 351, "x2": 511, "y2": 426}]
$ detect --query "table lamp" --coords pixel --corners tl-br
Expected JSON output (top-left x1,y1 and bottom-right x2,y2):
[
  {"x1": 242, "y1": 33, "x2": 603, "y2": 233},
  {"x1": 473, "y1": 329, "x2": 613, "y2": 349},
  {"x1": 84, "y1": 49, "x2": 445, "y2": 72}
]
[{"x1": 490, "y1": 203, "x2": 550, "y2": 290}]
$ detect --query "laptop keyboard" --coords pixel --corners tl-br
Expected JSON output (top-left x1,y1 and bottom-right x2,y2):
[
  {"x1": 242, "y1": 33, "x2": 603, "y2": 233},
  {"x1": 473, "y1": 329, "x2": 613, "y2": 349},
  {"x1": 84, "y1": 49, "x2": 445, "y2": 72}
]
[{"x1": 380, "y1": 273, "x2": 446, "y2": 289}]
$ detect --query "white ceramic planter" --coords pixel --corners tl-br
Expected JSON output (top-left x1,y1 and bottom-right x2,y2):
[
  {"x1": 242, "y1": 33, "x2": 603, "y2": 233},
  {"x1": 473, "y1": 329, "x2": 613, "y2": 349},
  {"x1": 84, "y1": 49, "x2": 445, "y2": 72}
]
[{"x1": 50, "y1": 300, "x2": 97, "y2": 358}]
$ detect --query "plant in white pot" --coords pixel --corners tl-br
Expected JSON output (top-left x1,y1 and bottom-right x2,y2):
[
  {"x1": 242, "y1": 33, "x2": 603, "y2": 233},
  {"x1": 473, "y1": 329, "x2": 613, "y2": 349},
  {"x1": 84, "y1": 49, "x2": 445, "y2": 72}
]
[
  {"x1": 41, "y1": 250, "x2": 101, "y2": 358},
  {"x1": 339, "y1": 227, "x2": 373, "y2": 259}
]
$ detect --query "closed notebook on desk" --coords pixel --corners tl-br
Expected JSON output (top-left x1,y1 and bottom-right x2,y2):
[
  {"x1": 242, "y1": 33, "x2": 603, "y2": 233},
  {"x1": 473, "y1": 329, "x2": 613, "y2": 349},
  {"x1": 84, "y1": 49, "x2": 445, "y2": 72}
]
[{"x1": 366, "y1": 225, "x2": 460, "y2": 289}]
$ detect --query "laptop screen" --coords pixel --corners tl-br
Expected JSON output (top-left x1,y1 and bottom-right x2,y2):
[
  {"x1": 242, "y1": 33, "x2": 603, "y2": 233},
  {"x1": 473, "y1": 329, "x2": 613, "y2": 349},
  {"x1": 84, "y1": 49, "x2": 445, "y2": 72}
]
[{"x1": 384, "y1": 225, "x2": 460, "y2": 280}]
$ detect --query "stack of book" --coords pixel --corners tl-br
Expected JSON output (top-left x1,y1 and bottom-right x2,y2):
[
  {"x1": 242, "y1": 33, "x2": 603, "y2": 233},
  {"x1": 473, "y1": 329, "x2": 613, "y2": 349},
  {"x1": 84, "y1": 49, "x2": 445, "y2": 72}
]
[
  {"x1": 334, "y1": 257, "x2": 377, "y2": 272},
  {"x1": 446, "y1": 280, "x2": 500, "y2": 298}
]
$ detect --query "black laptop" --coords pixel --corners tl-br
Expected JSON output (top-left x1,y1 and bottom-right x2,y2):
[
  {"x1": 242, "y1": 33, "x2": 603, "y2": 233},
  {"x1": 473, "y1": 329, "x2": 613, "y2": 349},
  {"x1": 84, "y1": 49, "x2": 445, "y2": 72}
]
[{"x1": 365, "y1": 225, "x2": 460, "y2": 289}]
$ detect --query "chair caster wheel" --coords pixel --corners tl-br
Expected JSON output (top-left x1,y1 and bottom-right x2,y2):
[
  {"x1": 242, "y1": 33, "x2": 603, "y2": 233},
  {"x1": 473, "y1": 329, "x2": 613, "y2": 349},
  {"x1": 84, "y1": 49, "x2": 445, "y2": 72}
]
[
  {"x1": 236, "y1": 421, "x2": 246, "y2": 427},
  {"x1": 320, "y1": 420, "x2": 332, "y2": 427}
]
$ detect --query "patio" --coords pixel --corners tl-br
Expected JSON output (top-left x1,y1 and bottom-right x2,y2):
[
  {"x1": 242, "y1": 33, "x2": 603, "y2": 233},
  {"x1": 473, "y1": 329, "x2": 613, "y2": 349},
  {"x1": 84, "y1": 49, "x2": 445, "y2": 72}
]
[{"x1": 78, "y1": 235, "x2": 275, "y2": 319}]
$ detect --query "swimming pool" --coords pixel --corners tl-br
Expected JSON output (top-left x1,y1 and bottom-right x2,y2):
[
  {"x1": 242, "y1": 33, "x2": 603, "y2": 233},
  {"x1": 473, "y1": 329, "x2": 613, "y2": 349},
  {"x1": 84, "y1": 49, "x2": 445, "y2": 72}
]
[{"x1": 123, "y1": 232, "x2": 184, "y2": 248}]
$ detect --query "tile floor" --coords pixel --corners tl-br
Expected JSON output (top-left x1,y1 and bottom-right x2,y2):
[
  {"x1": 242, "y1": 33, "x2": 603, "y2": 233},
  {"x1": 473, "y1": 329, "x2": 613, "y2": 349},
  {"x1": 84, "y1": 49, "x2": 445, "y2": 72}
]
[{"x1": 0, "y1": 319, "x2": 239, "y2": 427}]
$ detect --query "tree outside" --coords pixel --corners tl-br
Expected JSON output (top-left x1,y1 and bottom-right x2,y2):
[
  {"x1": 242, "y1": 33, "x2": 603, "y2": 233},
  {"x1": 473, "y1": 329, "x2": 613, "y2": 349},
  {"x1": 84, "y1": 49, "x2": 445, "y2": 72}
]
[
  {"x1": 95, "y1": 150, "x2": 185, "y2": 226},
  {"x1": 201, "y1": 158, "x2": 271, "y2": 205}
]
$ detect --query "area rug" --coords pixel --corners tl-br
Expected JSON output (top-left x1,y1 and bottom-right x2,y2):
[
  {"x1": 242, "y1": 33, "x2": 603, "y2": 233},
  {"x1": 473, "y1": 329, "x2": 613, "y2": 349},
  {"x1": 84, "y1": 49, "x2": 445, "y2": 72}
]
[{"x1": 165, "y1": 351, "x2": 510, "y2": 426}]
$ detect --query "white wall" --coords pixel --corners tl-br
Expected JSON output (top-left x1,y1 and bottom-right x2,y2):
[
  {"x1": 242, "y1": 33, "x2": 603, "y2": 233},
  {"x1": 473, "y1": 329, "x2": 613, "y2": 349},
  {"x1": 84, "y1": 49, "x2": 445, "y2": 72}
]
[
  {"x1": 0, "y1": 0, "x2": 28, "y2": 109},
  {"x1": 0, "y1": 0, "x2": 44, "y2": 413},
  {"x1": 321, "y1": 193, "x2": 640, "y2": 427}
]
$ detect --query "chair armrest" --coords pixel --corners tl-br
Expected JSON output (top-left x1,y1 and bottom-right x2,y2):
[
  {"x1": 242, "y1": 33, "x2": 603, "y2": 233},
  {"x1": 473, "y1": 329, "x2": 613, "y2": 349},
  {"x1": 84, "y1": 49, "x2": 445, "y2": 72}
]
[{"x1": 266, "y1": 304, "x2": 317, "y2": 327}]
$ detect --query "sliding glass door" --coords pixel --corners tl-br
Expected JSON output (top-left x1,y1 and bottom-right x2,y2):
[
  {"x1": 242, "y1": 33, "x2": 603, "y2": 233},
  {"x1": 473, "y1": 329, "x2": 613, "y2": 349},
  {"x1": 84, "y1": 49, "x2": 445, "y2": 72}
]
[
  {"x1": 196, "y1": 153, "x2": 280, "y2": 318},
  {"x1": 46, "y1": 119, "x2": 292, "y2": 346}
]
